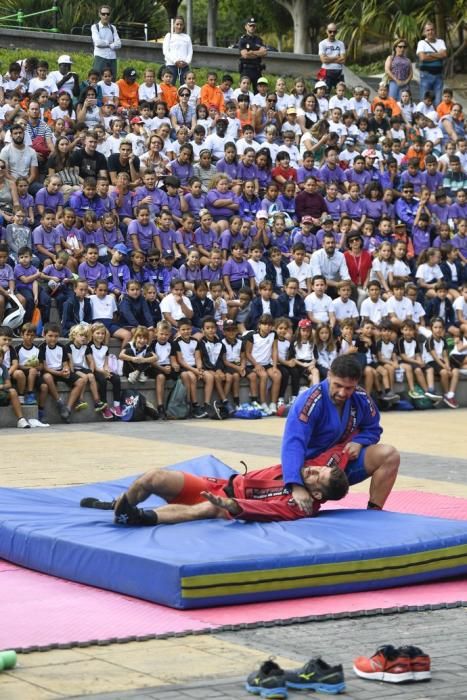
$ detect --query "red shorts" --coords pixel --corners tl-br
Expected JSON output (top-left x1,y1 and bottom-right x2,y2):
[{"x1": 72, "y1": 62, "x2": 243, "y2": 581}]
[{"x1": 169, "y1": 472, "x2": 230, "y2": 506}]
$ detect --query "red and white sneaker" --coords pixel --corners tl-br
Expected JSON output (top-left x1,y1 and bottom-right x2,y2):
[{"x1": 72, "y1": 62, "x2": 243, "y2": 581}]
[
  {"x1": 353, "y1": 645, "x2": 413, "y2": 683},
  {"x1": 398, "y1": 646, "x2": 431, "y2": 681},
  {"x1": 102, "y1": 407, "x2": 114, "y2": 420},
  {"x1": 111, "y1": 405, "x2": 123, "y2": 418}
]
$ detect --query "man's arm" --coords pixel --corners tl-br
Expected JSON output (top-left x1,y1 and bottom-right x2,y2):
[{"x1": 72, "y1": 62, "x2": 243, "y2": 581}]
[
  {"x1": 202, "y1": 491, "x2": 308, "y2": 522},
  {"x1": 280, "y1": 388, "x2": 323, "y2": 487}
]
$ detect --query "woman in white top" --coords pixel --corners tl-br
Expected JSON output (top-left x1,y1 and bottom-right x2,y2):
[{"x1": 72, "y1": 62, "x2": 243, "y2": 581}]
[{"x1": 162, "y1": 16, "x2": 193, "y2": 86}]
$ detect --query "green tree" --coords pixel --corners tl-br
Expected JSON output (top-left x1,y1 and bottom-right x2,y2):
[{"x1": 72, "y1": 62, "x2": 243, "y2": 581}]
[{"x1": 326, "y1": 0, "x2": 465, "y2": 61}]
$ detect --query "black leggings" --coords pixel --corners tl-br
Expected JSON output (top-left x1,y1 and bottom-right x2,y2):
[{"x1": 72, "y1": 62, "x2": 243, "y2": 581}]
[
  {"x1": 277, "y1": 365, "x2": 291, "y2": 398},
  {"x1": 289, "y1": 365, "x2": 311, "y2": 396},
  {"x1": 95, "y1": 370, "x2": 121, "y2": 404}
]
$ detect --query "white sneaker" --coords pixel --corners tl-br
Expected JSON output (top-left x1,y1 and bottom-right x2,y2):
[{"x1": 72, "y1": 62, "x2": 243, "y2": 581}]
[
  {"x1": 277, "y1": 398, "x2": 285, "y2": 408},
  {"x1": 288, "y1": 395, "x2": 297, "y2": 406},
  {"x1": 268, "y1": 401, "x2": 277, "y2": 415},
  {"x1": 128, "y1": 370, "x2": 140, "y2": 384},
  {"x1": 28, "y1": 418, "x2": 50, "y2": 428},
  {"x1": 138, "y1": 372, "x2": 148, "y2": 383},
  {"x1": 18, "y1": 395, "x2": 25, "y2": 404},
  {"x1": 261, "y1": 402, "x2": 271, "y2": 415},
  {"x1": 17, "y1": 417, "x2": 31, "y2": 429}
]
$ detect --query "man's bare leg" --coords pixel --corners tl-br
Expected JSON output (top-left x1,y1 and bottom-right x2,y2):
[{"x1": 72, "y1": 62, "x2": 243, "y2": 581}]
[{"x1": 363, "y1": 444, "x2": 400, "y2": 509}]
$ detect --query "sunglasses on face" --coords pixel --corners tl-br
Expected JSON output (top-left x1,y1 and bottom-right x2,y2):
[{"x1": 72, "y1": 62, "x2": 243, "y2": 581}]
[
  {"x1": 100, "y1": 11, "x2": 110, "y2": 15},
  {"x1": 328, "y1": 30, "x2": 336, "y2": 34},
  {"x1": 180, "y1": 92, "x2": 190, "y2": 97}
]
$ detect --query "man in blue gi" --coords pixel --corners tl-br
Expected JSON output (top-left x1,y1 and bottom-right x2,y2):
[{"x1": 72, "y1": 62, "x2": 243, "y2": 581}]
[{"x1": 281, "y1": 354, "x2": 400, "y2": 513}]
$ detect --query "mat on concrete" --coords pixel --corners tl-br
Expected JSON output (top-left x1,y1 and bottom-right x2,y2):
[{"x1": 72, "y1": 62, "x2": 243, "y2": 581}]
[
  {"x1": 2, "y1": 488, "x2": 467, "y2": 652},
  {"x1": 2, "y1": 456, "x2": 467, "y2": 611}
]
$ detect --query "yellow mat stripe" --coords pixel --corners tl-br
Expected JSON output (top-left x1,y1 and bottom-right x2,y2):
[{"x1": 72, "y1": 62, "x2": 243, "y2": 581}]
[{"x1": 181, "y1": 544, "x2": 467, "y2": 598}]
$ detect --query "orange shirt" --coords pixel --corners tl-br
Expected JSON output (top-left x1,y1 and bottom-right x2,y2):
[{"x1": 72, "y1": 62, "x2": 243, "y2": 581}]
[
  {"x1": 158, "y1": 83, "x2": 178, "y2": 109},
  {"x1": 116, "y1": 80, "x2": 139, "y2": 109},
  {"x1": 200, "y1": 84, "x2": 225, "y2": 113},
  {"x1": 371, "y1": 96, "x2": 401, "y2": 117},
  {"x1": 405, "y1": 146, "x2": 425, "y2": 170}
]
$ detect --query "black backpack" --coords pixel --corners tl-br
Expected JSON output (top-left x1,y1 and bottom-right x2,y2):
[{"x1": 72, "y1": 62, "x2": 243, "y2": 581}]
[{"x1": 120, "y1": 389, "x2": 158, "y2": 421}]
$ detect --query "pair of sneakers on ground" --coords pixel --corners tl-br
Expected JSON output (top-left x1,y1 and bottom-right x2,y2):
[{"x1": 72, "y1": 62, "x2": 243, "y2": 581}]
[
  {"x1": 353, "y1": 644, "x2": 431, "y2": 683},
  {"x1": 246, "y1": 657, "x2": 345, "y2": 697},
  {"x1": 250, "y1": 401, "x2": 277, "y2": 416}
]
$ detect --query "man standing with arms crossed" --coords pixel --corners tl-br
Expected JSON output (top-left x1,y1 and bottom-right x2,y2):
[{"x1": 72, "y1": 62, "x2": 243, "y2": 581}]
[{"x1": 238, "y1": 18, "x2": 268, "y2": 92}]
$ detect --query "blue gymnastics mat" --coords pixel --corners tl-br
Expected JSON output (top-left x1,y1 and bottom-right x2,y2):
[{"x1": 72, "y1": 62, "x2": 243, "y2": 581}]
[{"x1": 1, "y1": 454, "x2": 467, "y2": 609}]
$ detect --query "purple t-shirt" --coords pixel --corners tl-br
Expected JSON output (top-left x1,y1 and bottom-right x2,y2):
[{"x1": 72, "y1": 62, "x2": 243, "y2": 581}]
[
  {"x1": 56, "y1": 223, "x2": 83, "y2": 246},
  {"x1": 206, "y1": 189, "x2": 239, "y2": 219},
  {"x1": 449, "y1": 203, "x2": 467, "y2": 221},
  {"x1": 324, "y1": 197, "x2": 343, "y2": 221},
  {"x1": 451, "y1": 233, "x2": 467, "y2": 257},
  {"x1": 110, "y1": 190, "x2": 135, "y2": 218},
  {"x1": 184, "y1": 192, "x2": 206, "y2": 217},
  {"x1": 0, "y1": 263, "x2": 14, "y2": 289},
  {"x1": 318, "y1": 164, "x2": 345, "y2": 187},
  {"x1": 169, "y1": 159, "x2": 194, "y2": 186},
  {"x1": 342, "y1": 197, "x2": 366, "y2": 220},
  {"x1": 95, "y1": 226, "x2": 124, "y2": 249},
  {"x1": 429, "y1": 203, "x2": 450, "y2": 224},
  {"x1": 178, "y1": 264, "x2": 202, "y2": 282},
  {"x1": 278, "y1": 194, "x2": 296, "y2": 219},
  {"x1": 364, "y1": 199, "x2": 384, "y2": 221},
  {"x1": 43, "y1": 263, "x2": 73, "y2": 282},
  {"x1": 69, "y1": 192, "x2": 105, "y2": 218},
  {"x1": 222, "y1": 258, "x2": 255, "y2": 283},
  {"x1": 32, "y1": 225, "x2": 60, "y2": 252},
  {"x1": 14, "y1": 263, "x2": 38, "y2": 290},
  {"x1": 291, "y1": 230, "x2": 317, "y2": 253},
  {"x1": 77, "y1": 260, "x2": 107, "y2": 287},
  {"x1": 421, "y1": 170, "x2": 444, "y2": 193},
  {"x1": 127, "y1": 220, "x2": 158, "y2": 252},
  {"x1": 412, "y1": 225, "x2": 431, "y2": 256},
  {"x1": 35, "y1": 187, "x2": 64, "y2": 213},
  {"x1": 239, "y1": 195, "x2": 261, "y2": 221},
  {"x1": 156, "y1": 226, "x2": 181, "y2": 252},
  {"x1": 216, "y1": 159, "x2": 239, "y2": 180},
  {"x1": 345, "y1": 168, "x2": 371, "y2": 190},
  {"x1": 296, "y1": 165, "x2": 320, "y2": 185},
  {"x1": 194, "y1": 226, "x2": 218, "y2": 251},
  {"x1": 256, "y1": 166, "x2": 272, "y2": 190},
  {"x1": 219, "y1": 230, "x2": 243, "y2": 252},
  {"x1": 400, "y1": 170, "x2": 424, "y2": 192},
  {"x1": 133, "y1": 186, "x2": 169, "y2": 216},
  {"x1": 80, "y1": 229, "x2": 97, "y2": 247},
  {"x1": 106, "y1": 262, "x2": 131, "y2": 292},
  {"x1": 201, "y1": 264, "x2": 223, "y2": 283},
  {"x1": 268, "y1": 231, "x2": 290, "y2": 253},
  {"x1": 237, "y1": 162, "x2": 258, "y2": 182}
]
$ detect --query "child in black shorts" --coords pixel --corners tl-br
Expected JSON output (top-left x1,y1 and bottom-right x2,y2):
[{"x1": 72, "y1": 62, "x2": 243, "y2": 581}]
[{"x1": 38, "y1": 322, "x2": 87, "y2": 423}]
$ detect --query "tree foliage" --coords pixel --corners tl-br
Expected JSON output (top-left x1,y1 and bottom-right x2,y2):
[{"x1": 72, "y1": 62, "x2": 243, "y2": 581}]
[{"x1": 326, "y1": 0, "x2": 466, "y2": 61}]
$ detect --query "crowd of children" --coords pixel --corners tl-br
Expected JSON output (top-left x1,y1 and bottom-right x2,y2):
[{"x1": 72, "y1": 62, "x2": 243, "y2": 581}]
[{"x1": 0, "y1": 56, "x2": 466, "y2": 425}]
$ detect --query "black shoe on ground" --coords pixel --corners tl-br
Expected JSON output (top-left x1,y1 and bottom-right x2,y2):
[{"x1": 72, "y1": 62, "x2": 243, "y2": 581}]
[
  {"x1": 285, "y1": 657, "x2": 345, "y2": 694},
  {"x1": 193, "y1": 404, "x2": 208, "y2": 418},
  {"x1": 246, "y1": 659, "x2": 288, "y2": 698},
  {"x1": 80, "y1": 497, "x2": 116, "y2": 510},
  {"x1": 114, "y1": 494, "x2": 143, "y2": 525}
]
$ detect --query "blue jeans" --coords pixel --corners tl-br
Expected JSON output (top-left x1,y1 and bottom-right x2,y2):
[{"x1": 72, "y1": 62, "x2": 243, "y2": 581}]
[
  {"x1": 419, "y1": 71, "x2": 443, "y2": 107},
  {"x1": 388, "y1": 80, "x2": 411, "y2": 100},
  {"x1": 165, "y1": 64, "x2": 189, "y2": 86}
]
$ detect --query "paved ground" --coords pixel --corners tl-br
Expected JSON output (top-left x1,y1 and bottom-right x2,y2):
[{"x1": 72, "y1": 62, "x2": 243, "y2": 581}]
[{"x1": 1, "y1": 409, "x2": 467, "y2": 699}]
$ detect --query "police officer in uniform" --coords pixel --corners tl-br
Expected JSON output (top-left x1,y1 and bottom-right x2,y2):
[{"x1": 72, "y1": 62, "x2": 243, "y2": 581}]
[{"x1": 238, "y1": 17, "x2": 268, "y2": 92}]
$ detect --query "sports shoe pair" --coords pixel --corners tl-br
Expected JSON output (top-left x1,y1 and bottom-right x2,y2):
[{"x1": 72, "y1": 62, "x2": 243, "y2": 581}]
[
  {"x1": 353, "y1": 644, "x2": 431, "y2": 683},
  {"x1": 246, "y1": 657, "x2": 345, "y2": 697}
]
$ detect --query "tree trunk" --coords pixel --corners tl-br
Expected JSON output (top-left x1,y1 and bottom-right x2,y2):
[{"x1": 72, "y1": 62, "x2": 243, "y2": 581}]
[
  {"x1": 275, "y1": 0, "x2": 312, "y2": 54},
  {"x1": 186, "y1": 0, "x2": 193, "y2": 37},
  {"x1": 207, "y1": 0, "x2": 218, "y2": 47}
]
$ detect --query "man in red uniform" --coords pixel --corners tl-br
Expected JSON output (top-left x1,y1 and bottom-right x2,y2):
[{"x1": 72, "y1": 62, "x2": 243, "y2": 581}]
[{"x1": 81, "y1": 443, "x2": 350, "y2": 526}]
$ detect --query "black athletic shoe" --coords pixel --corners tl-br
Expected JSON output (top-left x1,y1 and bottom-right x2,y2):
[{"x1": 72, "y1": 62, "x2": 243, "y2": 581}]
[
  {"x1": 80, "y1": 497, "x2": 116, "y2": 510},
  {"x1": 113, "y1": 493, "x2": 143, "y2": 525},
  {"x1": 246, "y1": 659, "x2": 288, "y2": 698},
  {"x1": 193, "y1": 404, "x2": 208, "y2": 419},
  {"x1": 285, "y1": 657, "x2": 345, "y2": 694}
]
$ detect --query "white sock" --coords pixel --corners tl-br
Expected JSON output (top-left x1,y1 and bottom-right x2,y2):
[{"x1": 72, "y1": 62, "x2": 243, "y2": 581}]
[
  {"x1": 446, "y1": 391, "x2": 454, "y2": 399},
  {"x1": 113, "y1": 401, "x2": 120, "y2": 407}
]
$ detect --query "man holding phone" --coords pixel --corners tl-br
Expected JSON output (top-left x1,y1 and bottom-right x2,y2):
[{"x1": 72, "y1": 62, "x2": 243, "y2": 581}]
[{"x1": 91, "y1": 5, "x2": 122, "y2": 80}]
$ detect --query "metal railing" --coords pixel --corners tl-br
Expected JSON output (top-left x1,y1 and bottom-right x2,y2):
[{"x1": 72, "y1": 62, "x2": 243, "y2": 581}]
[
  {"x1": 70, "y1": 21, "x2": 149, "y2": 42},
  {"x1": 0, "y1": 2, "x2": 59, "y2": 32}
]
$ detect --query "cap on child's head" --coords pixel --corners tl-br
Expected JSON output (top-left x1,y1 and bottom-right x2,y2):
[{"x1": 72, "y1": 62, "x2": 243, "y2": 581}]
[
  {"x1": 298, "y1": 319, "x2": 312, "y2": 329},
  {"x1": 114, "y1": 243, "x2": 129, "y2": 254},
  {"x1": 256, "y1": 210, "x2": 268, "y2": 220},
  {"x1": 321, "y1": 214, "x2": 333, "y2": 224},
  {"x1": 301, "y1": 215, "x2": 313, "y2": 224},
  {"x1": 162, "y1": 250, "x2": 175, "y2": 259}
]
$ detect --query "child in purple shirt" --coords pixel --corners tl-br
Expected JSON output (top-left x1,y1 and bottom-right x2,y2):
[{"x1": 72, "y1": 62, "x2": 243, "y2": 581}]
[
  {"x1": 164, "y1": 176, "x2": 185, "y2": 226},
  {"x1": 14, "y1": 245, "x2": 50, "y2": 321},
  {"x1": 69, "y1": 178, "x2": 104, "y2": 221},
  {"x1": 106, "y1": 244, "x2": 131, "y2": 297},
  {"x1": 78, "y1": 244, "x2": 107, "y2": 293},
  {"x1": 35, "y1": 176, "x2": 64, "y2": 222},
  {"x1": 32, "y1": 209, "x2": 60, "y2": 265},
  {"x1": 127, "y1": 205, "x2": 158, "y2": 253},
  {"x1": 184, "y1": 178, "x2": 207, "y2": 220},
  {"x1": 222, "y1": 242, "x2": 255, "y2": 296},
  {"x1": 42, "y1": 251, "x2": 73, "y2": 313},
  {"x1": 155, "y1": 211, "x2": 182, "y2": 258},
  {"x1": 95, "y1": 212, "x2": 125, "y2": 261},
  {"x1": 16, "y1": 177, "x2": 34, "y2": 226}
]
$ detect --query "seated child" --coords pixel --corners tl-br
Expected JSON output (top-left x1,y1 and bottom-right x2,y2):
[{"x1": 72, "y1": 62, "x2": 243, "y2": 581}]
[
  {"x1": 88, "y1": 322, "x2": 123, "y2": 419},
  {"x1": 244, "y1": 313, "x2": 281, "y2": 415},
  {"x1": 0, "y1": 346, "x2": 31, "y2": 428},
  {"x1": 38, "y1": 322, "x2": 87, "y2": 423},
  {"x1": 172, "y1": 316, "x2": 214, "y2": 418},
  {"x1": 67, "y1": 323, "x2": 107, "y2": 413},
  {"x1": 119, "y1": 325, "x2": 157, "y2": 384}
]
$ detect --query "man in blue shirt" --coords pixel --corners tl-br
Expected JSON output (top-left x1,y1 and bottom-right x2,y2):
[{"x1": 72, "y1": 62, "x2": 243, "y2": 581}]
[{"x1": 281, "y1": 354, "x2": 400, "y2": 513}]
